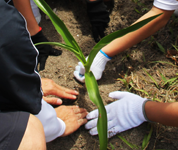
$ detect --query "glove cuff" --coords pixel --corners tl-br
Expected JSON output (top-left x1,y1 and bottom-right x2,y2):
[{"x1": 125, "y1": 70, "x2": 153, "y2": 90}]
[
  {"x1": 31, "y1": 30, "x2": 48, "y2": 44},
  {"x1": 100, "y1": 49, "x2": 112, "y2": 59},
  {"x1": 142, "y1": 99, "x2": 154, "y2": 123},
  {"x1": 86, "y1": 0, "x2": 103, "y2": 5}
]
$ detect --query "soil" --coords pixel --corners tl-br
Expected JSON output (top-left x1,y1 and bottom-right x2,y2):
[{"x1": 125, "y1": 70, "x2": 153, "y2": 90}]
[{"x1": 38, "y1": 0, "x2": 178, "y2": 149}]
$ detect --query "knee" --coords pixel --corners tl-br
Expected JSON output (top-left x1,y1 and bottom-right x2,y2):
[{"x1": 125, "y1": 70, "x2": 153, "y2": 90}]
[{"x1": 18, "y1": 114, "x2": 46, "y2": 150}]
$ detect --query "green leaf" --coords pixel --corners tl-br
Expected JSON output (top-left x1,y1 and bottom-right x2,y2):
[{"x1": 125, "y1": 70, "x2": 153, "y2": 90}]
[
  {"x1": 85, "y1": 13, "x2": 162, "y2": 72},
  {"x1": 135, "y1": 8, "x2": 141, "y2": 14},
  {"x1": 160, "y1": 72, "x2": 167, "y2": 83},
  {"x1": 133, "y1": 88, "x2": 149, "y2": 96},
  {"x1": 109, "y1": 143, "x2": 115, "y2": 150},
  {"x1": 35, "y1": 42, "x2": 85, "y2": 63},
  {"x1": 148, "y1": 61, "x2": 177, "y2": 67},
  {"x1": 143, "y1": 68, "x2": 159, "y2": 89},
  {"x1": 163, "y1": 76, "x2": 178, "y2": 86},
  {"x1": 155, "y1": 41, "x2": 166, "y2": 54},
  {"x1": 118, "y1": 135, "x2": 139, "y2": 149},
  {"x1": 172, "y1": 44, "x2": 178, "y2": 51},
  {"x1": 33, "y1": 0, "x2": 85, "y2": 63},
  {"x1": 85, "y1": 72, "x2": 107, "y2": 150},
  {"x1": 142, "y1": 125, "x2": 153, "y2": 150}
]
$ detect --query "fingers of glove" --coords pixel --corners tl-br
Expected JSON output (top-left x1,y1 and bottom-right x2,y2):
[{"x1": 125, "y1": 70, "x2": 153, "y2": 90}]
[
  {"x1": 107, "y1": 112, "x2": 115, "y2": 121},
  {"x1": 86, "y1": 105, "x2": 112, "y2": 120},
  {"x1": 97, "y1": 25, "x2": 105, "y2": 39},
  {"x1": 78, "y1": 62, "x2": 84, "y2": 67},
  {"x1": 75, "y1": 65, "x2": 81, "y2": 72},
  {"x1": 39, "y1": 56, "x2": 48, "y2": 71},
  {"x1": 85, "y1": 118, "x2": 98, "y2": 130},
  {"x1": 107, "y1": 118, "x2": 118, "y2": 131},
  {"x1": 86, "y1": 117, "x2": 117, "y2": 130},
  {"x1": 36, "y1": 44, "x2": 50, "y2": 55},
  {"x1": 108, "y1": 126, "x2": 120, "y2": 138},
  {"x1": 73, "y1": 71, "x2": 85, "y2": 83},
  {"x1": 89, "y1": 127, "x2": 98, "y2": 136},
  {"x1": 92, "y1": 26, "x2": 100, "y2": 43},
  {"x1": 78, "y1": 62, "x2": 85, "y2": 75},
  {"x1": 49, "y1": 48, "x2": 62, "y2": 56},
  {"x1": 86, "y1": 109, "x2": 99, "y2": 120},
  {"x1": 109, "y1": 91, "x2": 129, "y2": 99},
  {"x1": 109, "y1": 91, "x2": 146, "y2": 102},
  {"x1": 86, "y1": 119, "x2": 119, "y2": 137}
]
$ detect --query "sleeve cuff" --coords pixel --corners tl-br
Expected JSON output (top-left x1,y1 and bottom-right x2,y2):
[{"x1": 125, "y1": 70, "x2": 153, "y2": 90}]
[
  {"x1": 142, "y1": 99, "x2": 154, "y2": 123},
  {"x1": 56, "y1": 118, "x2": 66, "y2": 137},
  {"x1": 153, "y1": 0, "x2": 178, "y2": 11}
]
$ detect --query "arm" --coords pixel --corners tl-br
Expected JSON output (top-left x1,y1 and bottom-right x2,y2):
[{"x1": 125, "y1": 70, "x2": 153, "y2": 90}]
[
  {"x1": 13, "y1": 0, "x2": 62, "y2": 71},
  {"x1": 145, "y1": 101, "x2": 178, "y2": 127},
  {"x1": 102, "y1": 6, "x2": 174, "y2": 57},
  {"x1": 74, "y1": 5, "x2": 175, "y2": 82},
  {"x1": 12, "y1": 0, "x2": 40, "y2": 36}
]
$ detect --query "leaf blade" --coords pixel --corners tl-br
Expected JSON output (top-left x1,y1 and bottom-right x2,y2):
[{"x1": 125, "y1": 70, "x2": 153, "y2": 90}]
[
  {"x1": 33, "y1": 0, "x2": 84, "y2": 59},
  {"x1": 85, "y1": 72, "x2": 108, "y2": 150}
]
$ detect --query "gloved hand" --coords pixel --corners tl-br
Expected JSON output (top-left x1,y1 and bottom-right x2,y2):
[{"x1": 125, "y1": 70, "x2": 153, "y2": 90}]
[
  {"x1": 73, "y1": 50, "x2": 111, "y2": 83},
  {"x1": 86, "y1": 0, "x2": 110, "y2": 42},
  {"x1": 31, "y1": 30, "x2": 62, "y2": 71},
  {"x1": 85, "y1": 91, "x2": 150, "y2": 138}
]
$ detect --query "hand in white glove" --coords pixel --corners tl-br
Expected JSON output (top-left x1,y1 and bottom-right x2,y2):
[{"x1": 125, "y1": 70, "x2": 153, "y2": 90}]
[
  {"x1": 85, "y1": 91, "x2": 150, "y2": 138},
  {"x1": 73, "y1": 50, "x2": 111, "y2": 83}
]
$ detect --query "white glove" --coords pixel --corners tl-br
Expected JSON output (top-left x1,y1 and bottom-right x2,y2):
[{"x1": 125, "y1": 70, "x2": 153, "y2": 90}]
[
  {"x1": 35, "y1": 99, "x2": 66, "y2": 142},
  {"x1": 73, "y1": 50, "x2": 111, "y2": 83},
  {"x1": 85, "y1": 91, "x2": 150, "y2": 138}
]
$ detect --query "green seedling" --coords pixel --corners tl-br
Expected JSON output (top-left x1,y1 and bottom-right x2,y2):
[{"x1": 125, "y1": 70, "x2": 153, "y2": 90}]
[
  {"x1": 117, "y1": 125, "x2": 153, "y2": 150},
  {"x1": 118, "y1": 135, "x2": 139, "y2": 149},
  {"x1": 148, "y1": 61, "x2": 178, "y2": 67},
  {"x1": 33, "y1": 0, "x2": 161, "y2": 149},
  {"x1": 117, "y1": 70, "x2": 133, "y2": 91},
  {"x1": 143, "y1": 68, "x2": 159, "y2": 89},
  {"x1": 142, "y1": 125, "x2": 153, "y2": 150},
  {"x1": 132, "y1": 0, "x2": 139, "y2": 4},
  {"x1": 142, "y1": 52, "x2": 146, "y2": 62},
  {"x1": 132, "y1": 87, "x2": 149, "y2": 97},
  {"x1": 172, "y1": 44, "x2": 178, "y2": 51},
  {"x1": 132, "y1": 0, "x2": 148, "y2": 14},
  {"x1": 109, "y1": 143, "x2": 115, "y2": 150},
  {"x1": 155, "y1": 41, "x2": 166, "y2": 54},
  {"x1": 135, "y1": 8, "x2": 141, "y2": 14},
  {"x1": 164, "y1": 75, "x2": 178, "y2": 88},
  {"x1": 156, "y1": 70, "x2": 178, "y2": 91},
  {"x1": 141, "y1": 7, "x2": 149, "y2": 12}
]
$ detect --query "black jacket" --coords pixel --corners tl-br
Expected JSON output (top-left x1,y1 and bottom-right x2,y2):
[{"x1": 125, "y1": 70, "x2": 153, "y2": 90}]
[{"x1": 0, "y1": 0, "x2": 42, "y2": 114}]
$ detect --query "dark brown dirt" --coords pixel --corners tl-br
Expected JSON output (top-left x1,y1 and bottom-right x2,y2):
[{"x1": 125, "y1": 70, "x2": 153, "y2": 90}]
[{"x1": 39, "y1": 0, "x2": 178, "y2": 149}]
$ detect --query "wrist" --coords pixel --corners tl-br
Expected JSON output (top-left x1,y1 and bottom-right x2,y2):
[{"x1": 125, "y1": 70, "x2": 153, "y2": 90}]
[
  {"x1": 100, "y1": 49, "x2": 112, "y2": 59},
  {"x1": 57, "y1": 118, "x2": 66, "y2": 137},
  {"x1": 143, "y1": 100, "x2": 155, "y2": 122}
]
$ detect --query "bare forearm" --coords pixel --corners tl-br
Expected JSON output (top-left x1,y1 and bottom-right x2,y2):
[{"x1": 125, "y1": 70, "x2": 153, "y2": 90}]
[
  {"x1": 145, "y1": 101, "x2": 178, "y2": 127},
  {"x1": 102, "y1": 6, "x2": 174, "y2": 57},
  {"x1": 13, "y1": 0, "x2": 39, "y2": 35}
]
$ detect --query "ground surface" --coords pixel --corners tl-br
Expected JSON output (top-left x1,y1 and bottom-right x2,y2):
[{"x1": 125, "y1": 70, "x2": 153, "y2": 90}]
[{"x1": 39, "y1": 0, "x2": 178, "y2": 149}]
